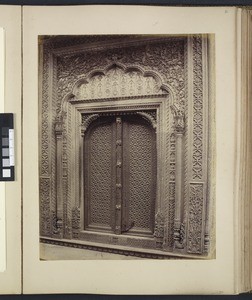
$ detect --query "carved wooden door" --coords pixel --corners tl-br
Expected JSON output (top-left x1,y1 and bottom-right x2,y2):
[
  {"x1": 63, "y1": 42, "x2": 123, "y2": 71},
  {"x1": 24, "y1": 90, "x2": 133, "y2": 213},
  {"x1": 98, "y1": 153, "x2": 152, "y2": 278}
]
[{"x1": 84, "y1": 114, "x2": 157, "y2": 238}]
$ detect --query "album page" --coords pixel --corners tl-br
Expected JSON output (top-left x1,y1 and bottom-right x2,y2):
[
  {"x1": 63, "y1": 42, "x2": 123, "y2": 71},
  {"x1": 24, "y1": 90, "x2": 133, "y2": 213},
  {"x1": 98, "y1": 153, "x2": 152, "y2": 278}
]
[
  {"x1": 0, "y1": 5, "x2": 22, "y2": 294},
  {"x1": 23, "y1": 5, "x2": 241, "y2": 294}
]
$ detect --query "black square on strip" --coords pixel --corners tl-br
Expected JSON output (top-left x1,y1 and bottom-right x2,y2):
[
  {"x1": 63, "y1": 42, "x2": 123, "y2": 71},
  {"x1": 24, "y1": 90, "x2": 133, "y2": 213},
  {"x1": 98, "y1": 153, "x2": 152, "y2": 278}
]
[
  {"x1": 0, "y1": 113, "x2": 14, "y2": 181},
  {"x1": 1, "y1": 127, "x2": 8, "y2": 136}
]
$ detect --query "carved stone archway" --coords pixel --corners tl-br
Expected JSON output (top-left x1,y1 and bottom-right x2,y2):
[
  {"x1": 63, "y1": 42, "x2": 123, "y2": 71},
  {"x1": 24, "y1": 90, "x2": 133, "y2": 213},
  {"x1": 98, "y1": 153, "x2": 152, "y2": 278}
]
[{"x1": 39, "y1": 35, "x2": 213, "y2": 259}]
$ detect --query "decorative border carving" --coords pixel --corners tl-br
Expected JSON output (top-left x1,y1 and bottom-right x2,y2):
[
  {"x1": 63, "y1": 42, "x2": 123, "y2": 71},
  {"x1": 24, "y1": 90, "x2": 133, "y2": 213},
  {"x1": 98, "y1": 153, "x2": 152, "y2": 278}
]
[
  {"x1": 187, "y1": 183, "x2": 204, "y2": 254},
  {"x1": 154, "y1": 211, "x2": 164, "y2": 248},
  {"x1": 40, "y1": 177, "x2": 51, "y2": 236},
  {"x1": 192, "y1": 36, "x2": 204, "y2": 180},
  {"x1": 56, "y1": 39, "x2": 186, "y2": 113},
  {"x1": 72, "y1": 207, "x2": 81, "y2": 231},
  {"x1": 41, "y1": 48, "x2": 50, "y2": 176}
]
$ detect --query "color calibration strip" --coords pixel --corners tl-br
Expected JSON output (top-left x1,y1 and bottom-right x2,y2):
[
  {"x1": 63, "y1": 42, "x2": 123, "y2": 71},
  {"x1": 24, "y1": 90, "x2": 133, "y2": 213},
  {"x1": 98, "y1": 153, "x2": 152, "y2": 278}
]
[{"x1": 0, "y1": 113, "x2": 14, "y2": 181}]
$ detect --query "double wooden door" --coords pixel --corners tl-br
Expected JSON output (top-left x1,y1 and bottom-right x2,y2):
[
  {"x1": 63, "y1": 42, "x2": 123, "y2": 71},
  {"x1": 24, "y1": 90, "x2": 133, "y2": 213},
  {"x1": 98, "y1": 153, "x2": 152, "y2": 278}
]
[{"x1": 84, "y1": 113, "x2": 157, "y2": 237}]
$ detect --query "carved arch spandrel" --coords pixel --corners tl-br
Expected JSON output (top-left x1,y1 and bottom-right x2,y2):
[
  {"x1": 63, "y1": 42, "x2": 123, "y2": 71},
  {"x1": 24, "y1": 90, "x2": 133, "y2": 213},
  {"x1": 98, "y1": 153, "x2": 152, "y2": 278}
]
[
  {"x1": 56, "y1": 62, "x2": 180, "y2": 118},
  {"x1": 71, "y1": 63, "x2": 165, "y2": 100}
]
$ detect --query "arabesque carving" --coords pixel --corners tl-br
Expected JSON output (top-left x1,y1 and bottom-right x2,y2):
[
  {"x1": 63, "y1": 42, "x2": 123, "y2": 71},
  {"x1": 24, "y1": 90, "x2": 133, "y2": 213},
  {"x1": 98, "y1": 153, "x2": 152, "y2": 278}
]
[{"x1": 56, "y1": 39, "x2": 186, "y2": 114}]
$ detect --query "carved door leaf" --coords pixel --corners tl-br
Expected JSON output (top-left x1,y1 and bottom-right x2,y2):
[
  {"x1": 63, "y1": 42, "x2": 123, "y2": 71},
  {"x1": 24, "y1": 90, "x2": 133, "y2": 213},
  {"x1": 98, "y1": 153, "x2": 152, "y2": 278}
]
[{"x1": 84, "y1": 113, "x2": 157, "y2": 238}]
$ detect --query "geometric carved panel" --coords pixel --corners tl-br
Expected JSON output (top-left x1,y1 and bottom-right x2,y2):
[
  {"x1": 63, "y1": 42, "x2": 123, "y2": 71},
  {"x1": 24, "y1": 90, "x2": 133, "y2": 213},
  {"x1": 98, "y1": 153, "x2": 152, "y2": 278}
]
[
  {"x1": 84, "y1": 114, "x2": 157, "y2": 236},
  {"x1": 85, "y1": 120, "x2": 114, "y2": 231},
  {"x1": 126, "y1": 118, "x2": 156, "y2": 235}
]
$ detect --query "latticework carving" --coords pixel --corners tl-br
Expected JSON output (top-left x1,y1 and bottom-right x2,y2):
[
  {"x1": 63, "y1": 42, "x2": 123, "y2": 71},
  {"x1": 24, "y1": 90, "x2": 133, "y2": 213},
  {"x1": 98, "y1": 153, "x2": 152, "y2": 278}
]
[
  {"x1": 192, "y1": 36, "x2": 203, "y2": 180},
  {"x1": 187, "y1": 183, "x2": 204, "y2": 254},
  {"x1": 40, "y1": 177, "x2": 51, "y2": 236},
  {"x1": 128, "y1": 121, "x2": 156, "y2": 233},
  {"x1": 41, "y1": 49, "x2": 50, "y2": 176},
  {"x1": 87, "y1": 122, "x2": 113, "y2": 228}
]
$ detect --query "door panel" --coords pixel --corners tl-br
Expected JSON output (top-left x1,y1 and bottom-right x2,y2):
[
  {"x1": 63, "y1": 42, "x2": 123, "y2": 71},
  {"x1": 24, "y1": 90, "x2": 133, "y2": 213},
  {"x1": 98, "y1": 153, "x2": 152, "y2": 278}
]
[
  {"x1": 122, "y1": 116, "x2": 156, "y2": 236},
  {"x1": 84, "y1": 119, "x2": 115, "y2": 232},
  {"x1": 84, "y1": 113, "x2": 157, "y2": 237}
]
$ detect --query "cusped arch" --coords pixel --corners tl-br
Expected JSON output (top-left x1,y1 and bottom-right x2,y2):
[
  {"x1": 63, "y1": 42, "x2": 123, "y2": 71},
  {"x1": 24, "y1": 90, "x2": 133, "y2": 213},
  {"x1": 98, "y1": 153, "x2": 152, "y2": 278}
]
[
  {"x1": 59, "y1": 62, "x2": 178, "y2": 116},
  {"x1": 71, "y1": 63, "x2": 168, "y2": 100}
]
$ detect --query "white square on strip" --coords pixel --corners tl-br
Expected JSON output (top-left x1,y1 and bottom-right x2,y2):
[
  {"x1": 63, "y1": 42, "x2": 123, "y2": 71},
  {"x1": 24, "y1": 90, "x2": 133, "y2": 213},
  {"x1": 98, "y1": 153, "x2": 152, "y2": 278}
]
[
  {"x1": 2, "y1": 159, "x2": 9, "y2": 167},
  {"x1": 2, "y1": 169, "x2": 10, "y2": 178}
]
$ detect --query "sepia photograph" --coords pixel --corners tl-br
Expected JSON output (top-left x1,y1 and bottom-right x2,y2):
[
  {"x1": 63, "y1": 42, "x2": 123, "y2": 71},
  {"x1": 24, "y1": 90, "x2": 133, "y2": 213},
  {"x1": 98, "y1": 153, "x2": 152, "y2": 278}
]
[{"x1": 39, "y1": 34, "x2": 215, "y2": 260}]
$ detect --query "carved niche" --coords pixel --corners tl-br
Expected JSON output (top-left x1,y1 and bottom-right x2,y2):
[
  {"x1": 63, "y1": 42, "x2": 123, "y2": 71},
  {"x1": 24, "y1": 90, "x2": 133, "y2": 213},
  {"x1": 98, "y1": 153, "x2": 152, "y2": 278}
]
[{"x1": 39, "y1": 35, "x2": 213, "y2": 258}]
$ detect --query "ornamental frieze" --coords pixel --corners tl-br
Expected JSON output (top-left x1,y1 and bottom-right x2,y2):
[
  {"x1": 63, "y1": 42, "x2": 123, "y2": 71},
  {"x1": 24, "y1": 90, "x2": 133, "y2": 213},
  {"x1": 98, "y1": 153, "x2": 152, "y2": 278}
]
[{"x1": 55, "y1": 39, "x2": 186, "y2": 113}]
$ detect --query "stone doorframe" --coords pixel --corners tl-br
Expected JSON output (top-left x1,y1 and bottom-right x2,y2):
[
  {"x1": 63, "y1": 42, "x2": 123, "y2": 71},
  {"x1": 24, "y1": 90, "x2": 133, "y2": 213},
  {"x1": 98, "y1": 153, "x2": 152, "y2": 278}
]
[
  {"x1": 54, "y1": 88, "x2": 187, "y2": 250},
  {"x1": 39, "y1": 35, "x2": 214, "y2": 257}
]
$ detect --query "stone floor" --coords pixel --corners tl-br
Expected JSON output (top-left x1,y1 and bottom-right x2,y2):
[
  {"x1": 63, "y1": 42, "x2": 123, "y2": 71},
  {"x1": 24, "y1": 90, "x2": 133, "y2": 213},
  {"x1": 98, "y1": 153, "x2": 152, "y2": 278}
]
[{"x1": 40, "y1": 243, "x2": 141, "y2": 260}]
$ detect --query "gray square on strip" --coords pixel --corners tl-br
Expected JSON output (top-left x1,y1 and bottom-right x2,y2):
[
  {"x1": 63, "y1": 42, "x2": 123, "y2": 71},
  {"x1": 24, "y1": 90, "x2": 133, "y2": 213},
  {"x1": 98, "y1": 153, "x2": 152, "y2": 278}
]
[
  {"x1": 2, "y1": 169, "x2": 10, "y2": 178},
  {"x1": 1, "y1": 127, "x2": 9, "y2": 136},
  {"x1": 2, "y1": 148, "x2": 9, "y2": 157},
  {"x1": 2, "y1": 159, "x2": 10, "y2": 167},
  {"x1": 2, "y1": 137, "x2": 9, "y2": 146}
]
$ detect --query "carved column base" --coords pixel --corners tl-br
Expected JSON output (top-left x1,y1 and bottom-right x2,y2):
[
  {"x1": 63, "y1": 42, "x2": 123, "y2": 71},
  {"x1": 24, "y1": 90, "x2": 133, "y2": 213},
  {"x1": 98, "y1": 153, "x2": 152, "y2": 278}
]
[
  {"x1": 52, "y1": 218, "x2": 63, "y2": 238},
  {"x1": 72, "y1": 206, "x2": 80, "y2": 239},
  {"x1": 174, "y1": 221, "x2": 185, "y2": 249}
]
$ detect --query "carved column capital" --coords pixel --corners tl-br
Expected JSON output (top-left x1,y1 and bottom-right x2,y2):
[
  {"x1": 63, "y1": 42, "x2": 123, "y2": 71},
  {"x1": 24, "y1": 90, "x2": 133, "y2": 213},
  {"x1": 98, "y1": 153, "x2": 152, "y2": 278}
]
[
  {"x1": 174, "y1": 114, "x2": 185, "y2": 134},
  {"x1": 80, "y1": 124, "x2": 86, "y2": 137},
  {"x1": 171, "y1": 104, "x2": 185, "y2": 134},
  {"x1": 55, "y1": 115, "x2": 63, "y2": 137},
  {"x1": 174, "y1": 221, "x2": 185, "y2": 249}
]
